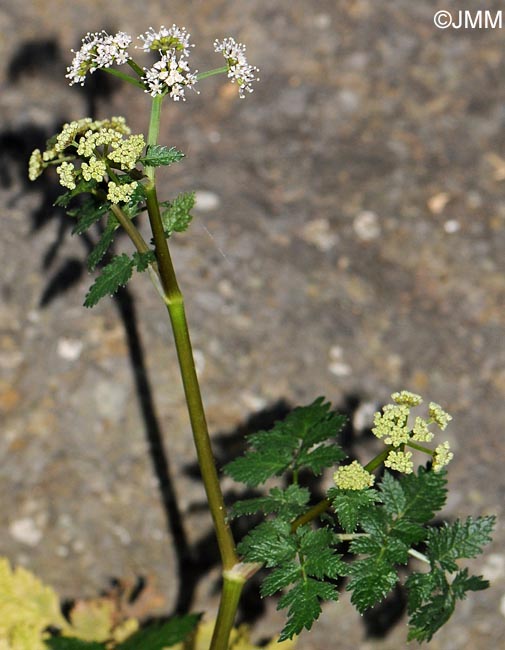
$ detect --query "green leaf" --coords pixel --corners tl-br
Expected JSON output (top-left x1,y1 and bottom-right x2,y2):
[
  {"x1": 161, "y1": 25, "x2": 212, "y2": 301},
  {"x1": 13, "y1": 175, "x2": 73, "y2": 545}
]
[
  {"x1": 87, "y1": 213, "x2": 119, "y2": 271},
  {"x1": 237, "y1": 519, "x2": 297, "y2": 567},
  {"x1": 405, "y1": 568, "x2": 454, "y2": 642},
  {"x1": 132, "y1": 250, "x2": 156, "y2": 272},
  {"x1": 45, "y1": 640, "x2": 105, "y2": 650},
  {"x1": 119, "y1": 182, "x2": 147, "y2": 219},
  {"x1": 398, "y1": 466, "x2": 448, "y2": 523},
  {"x1": 348, "y1": 535, "x2": 383, "y2": 556},
  {"x1": 253, "y1": 524, "x2": 345, "y2": 638},
  {"x1": 426, "y1": 516, "x2": 496, "y2": 572},
  {"x1": 346, "y1": 556, "x2": 398, "y2": 613},
  {"x1": 392, "y1": 518, "x2": 426, "y2": 546},
  {"x1": 54, "y1": 179, "x2": 97, "y2": 208},
  {"x1": 405, "y1": 569, "x2": 441, "y2": 613},
  {"x1": 277, "y1": 578, "x2": 338, "y2": 641},
  {"x1": 84, "y1": 254, "x2": 134, "y2": 308},
  {"x1": 284, "y1": 398, "x2": 346, "y2": 447},
  {"x1": 328, "y1": 487, "x2": 380, "y2": 533},
  {"x1": 359, "y1": 507, "x2": 390, "y2": 539},
  {"x1": 406, "y1": 563, "x2": 491, "y2": 642},
  {"x1": 260, "y1": 562, "x2": 301, "y2": 598},
  {"x1": 298, "y1": 528, "x2": 346, "y2": 580},
  {"x1": 296, "y1": 445, "x2": 346, "y2": 476},
  {"x1": 160, "y1": 191, "x2": 195, "y2": 236},
  {"x1": 229, "y1": 485, "x2": 310, "y2": 520},
  {"x1": 224, "y1": 398, "x2": 346, "y2": 487},
  {"x1": 139, "y1": 144, "x2": 184, "y2": 167},
  {"x1": 378, "y1": 471, "x2": 406, "y2": 516},
  {"x1": 451, "y1": 567, "x2": 489, "y2": 598},
  {"x1": 407, "y1": 591, "x2": 455, "y2": 642},
  {"x1": 224, "y1": 431, "x2": 298, "y2": 487},
  {"x1": 116, "y1": 614, "x2": 200, "y2": 650},
  {"x1": 69, "y1": 199, "x2": 110, "y2": 235}
]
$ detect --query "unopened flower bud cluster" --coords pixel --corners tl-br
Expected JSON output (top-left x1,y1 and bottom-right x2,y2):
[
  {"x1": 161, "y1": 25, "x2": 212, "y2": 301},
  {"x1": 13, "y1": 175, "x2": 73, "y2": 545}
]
[
  {"x1": 333, "y1": 460, "x2": 375, "y2": 491},
  {"x1": 332, "y1": 390, "x2": 454, "y2": 490},
  {"x1": 28, "y1": 116, "x2": 144, "y2": 204},
  {"x1": 65, "y1": 26, "x2": 258, "y2": 101}
]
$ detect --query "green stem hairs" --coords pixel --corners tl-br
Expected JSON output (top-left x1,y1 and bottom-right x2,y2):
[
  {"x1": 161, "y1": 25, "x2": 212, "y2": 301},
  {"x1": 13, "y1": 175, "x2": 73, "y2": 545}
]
[{"x1": 22, "y1": 24, "x2": 494, "y2": 650}]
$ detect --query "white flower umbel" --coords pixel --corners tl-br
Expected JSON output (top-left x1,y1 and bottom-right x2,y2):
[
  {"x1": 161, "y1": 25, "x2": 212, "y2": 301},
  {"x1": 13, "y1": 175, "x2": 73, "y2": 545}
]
[
  {"x1": 66, "y1": 31, "x2": 132, "y2": 86},
  {"x1": 137, "y1": 24, "x2": 193, "y2": 57},
  {"x1": 142, "y1": 52, "x2": 198, "y2": 100},
  {"x1": 214, "y1": 36, "x2": 259, "y2": 98}
]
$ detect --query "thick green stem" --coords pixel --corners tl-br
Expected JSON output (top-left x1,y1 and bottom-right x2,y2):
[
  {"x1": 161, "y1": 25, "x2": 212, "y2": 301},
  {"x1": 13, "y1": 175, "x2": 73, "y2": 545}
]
[
  {"x1": 145, "y1": 95, "x2": 163, "y2": 183},
  {"x1": 145, "y1": 183, "x2": 237, "y2": 571},
  {"x1": 210, "y1": 573, "x2": 245, "y2": 650},
  {"x1": 142, "y1": 95, "x2": 239, "y2": 649}
]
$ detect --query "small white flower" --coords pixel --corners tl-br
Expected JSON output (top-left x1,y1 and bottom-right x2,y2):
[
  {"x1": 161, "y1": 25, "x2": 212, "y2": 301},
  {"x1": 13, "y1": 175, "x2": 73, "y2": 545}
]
[
  {"x1": 66, "y1": 30, "x2": 132, "y2": 86},
  {"x1": 142, "y1": 52, "x2": 198, "y2": 100},
  {"x1": 137, "y1": 24, "x2": 193, "y2": 56},
  {"x1": 214, "y1": 36, "x2": 259, "y2": 98}
]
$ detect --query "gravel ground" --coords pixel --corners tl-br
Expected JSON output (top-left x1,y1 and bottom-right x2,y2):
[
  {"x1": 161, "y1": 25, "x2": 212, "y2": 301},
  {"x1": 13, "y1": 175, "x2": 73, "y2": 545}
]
[{"x1": 1, "y1": 1, "x2": 505, "y2": 648}]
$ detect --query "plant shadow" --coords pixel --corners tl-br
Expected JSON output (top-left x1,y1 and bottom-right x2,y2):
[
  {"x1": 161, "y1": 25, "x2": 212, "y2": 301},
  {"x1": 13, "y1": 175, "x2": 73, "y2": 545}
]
[{"x1": 3, "y1": 33, "x2": 195, "y2": 619}]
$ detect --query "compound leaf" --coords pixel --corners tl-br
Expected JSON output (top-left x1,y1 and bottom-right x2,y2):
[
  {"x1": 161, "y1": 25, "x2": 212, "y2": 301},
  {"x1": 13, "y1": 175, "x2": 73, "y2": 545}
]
[{"x1": 224, "y1": 399, "x2": 346, "y2": 487}]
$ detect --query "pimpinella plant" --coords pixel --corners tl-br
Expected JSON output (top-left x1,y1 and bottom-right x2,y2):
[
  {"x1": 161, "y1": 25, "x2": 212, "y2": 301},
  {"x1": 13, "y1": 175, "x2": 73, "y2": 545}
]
[{"x1": 22, "y1": 24, "x2": 495, "y2": 650}]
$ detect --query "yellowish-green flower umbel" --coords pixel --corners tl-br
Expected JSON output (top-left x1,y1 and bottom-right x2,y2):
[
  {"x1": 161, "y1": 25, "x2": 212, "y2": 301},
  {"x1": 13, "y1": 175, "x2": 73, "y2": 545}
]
[
  {"x1": 28, "y1": 116, "x2": 145, "y2": 205},
  {"x1": 372, "y1": 404, "x2": 410, "y2": 446},
  {"x1": 333, "y1": 460, "x2": 375, "y2": 490},
  {"x1": 107, "y1": 181, "x2": 138, "y2": 204},
  {"x1": 391, "y1": 390, "x2": 423, "y2": 407},
  {"x1": 384, "y1": 449, "x2": 414, "y2": 474},
  {"x1": 432, "y1": 441, "x2": 454, "y2": 472},
  {"x1": 371, "y1": 391, "x2": 454, "y2": 473},
  {"x1": 429, "y1": 402, "x2": 453, "y2": 431}
]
